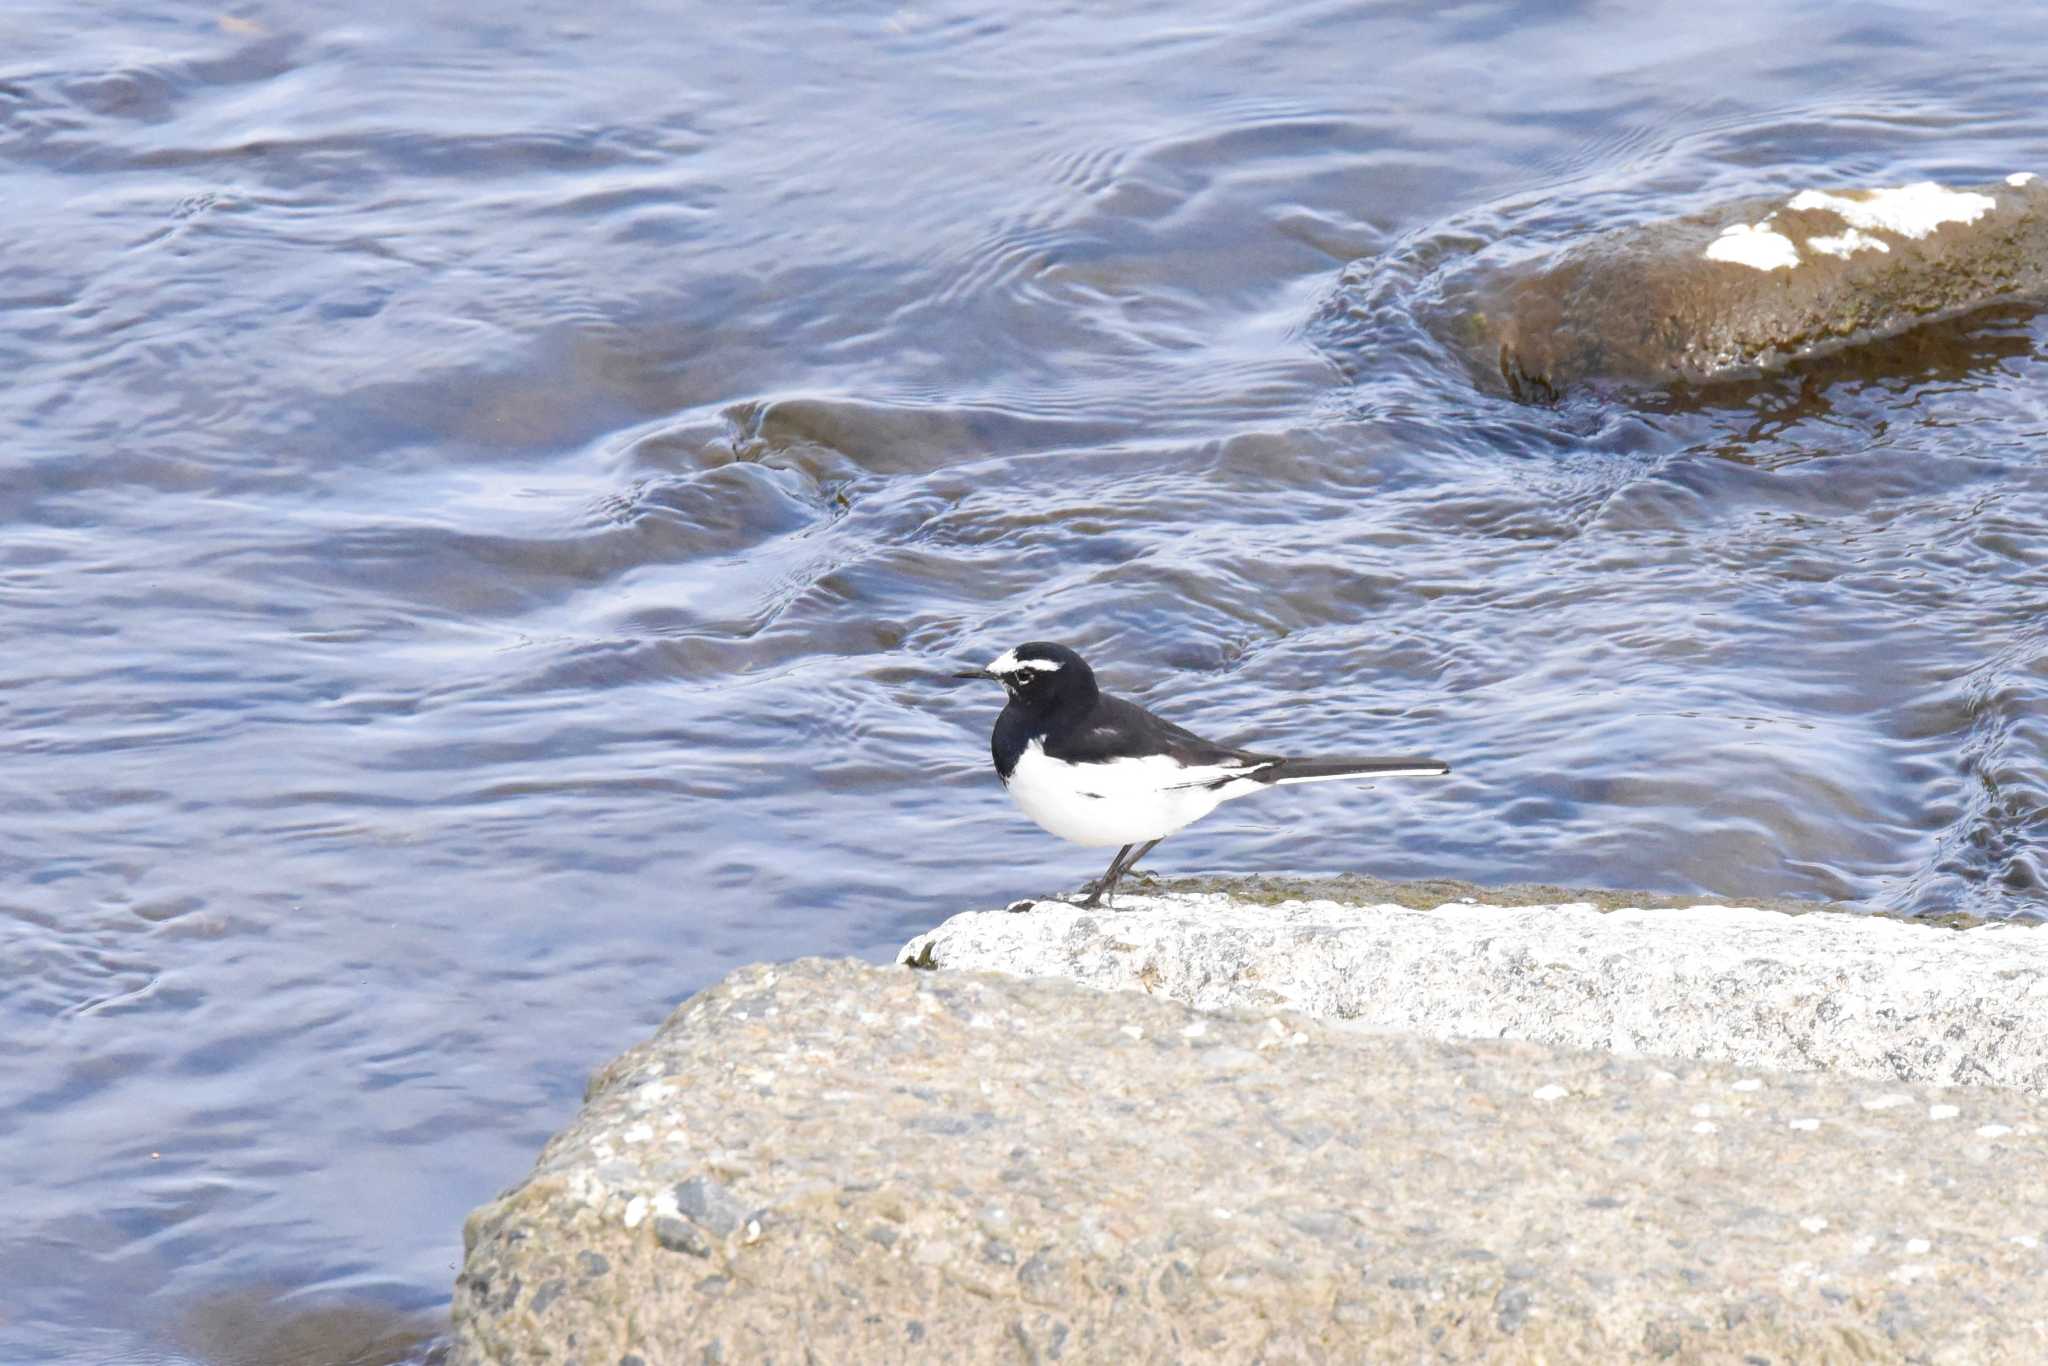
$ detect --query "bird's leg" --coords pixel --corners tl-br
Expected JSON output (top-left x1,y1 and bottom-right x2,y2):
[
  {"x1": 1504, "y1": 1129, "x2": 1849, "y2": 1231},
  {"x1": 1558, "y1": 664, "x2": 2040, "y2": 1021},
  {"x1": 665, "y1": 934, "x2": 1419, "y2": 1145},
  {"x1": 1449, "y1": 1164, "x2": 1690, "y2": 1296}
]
[
  {"x1": 1081, "y1": 838, "x2": 1167, "y2": 908},
  {"x1": 1097, "y1": 838, "x2": 1163, "y2": 904},
  {"x1": 1077, "y1": 844, "x2": 1134, "y2": 908},
  {"x1": 1118, "y1": 838, "x2": 1163, "y2": 888}
]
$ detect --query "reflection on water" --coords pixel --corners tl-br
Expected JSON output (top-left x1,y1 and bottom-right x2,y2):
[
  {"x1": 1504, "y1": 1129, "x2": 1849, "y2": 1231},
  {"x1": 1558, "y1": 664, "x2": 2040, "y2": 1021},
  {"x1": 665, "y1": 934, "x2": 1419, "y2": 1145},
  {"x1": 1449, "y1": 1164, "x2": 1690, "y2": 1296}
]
[
  {"x1": 1644, "y1": 307, "x2": 2046, "y2": 434},
  {"x1": 4, "y1": 0, "x2": 2048, "y2": 1358}
]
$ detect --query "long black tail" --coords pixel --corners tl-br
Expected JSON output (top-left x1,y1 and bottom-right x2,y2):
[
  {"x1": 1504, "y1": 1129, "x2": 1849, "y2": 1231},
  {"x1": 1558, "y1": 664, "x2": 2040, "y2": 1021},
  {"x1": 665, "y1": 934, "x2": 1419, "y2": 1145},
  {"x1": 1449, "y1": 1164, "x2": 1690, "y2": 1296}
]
[{"x1": 1257, "y1": 755, "x2": 1450, "y2": 786}]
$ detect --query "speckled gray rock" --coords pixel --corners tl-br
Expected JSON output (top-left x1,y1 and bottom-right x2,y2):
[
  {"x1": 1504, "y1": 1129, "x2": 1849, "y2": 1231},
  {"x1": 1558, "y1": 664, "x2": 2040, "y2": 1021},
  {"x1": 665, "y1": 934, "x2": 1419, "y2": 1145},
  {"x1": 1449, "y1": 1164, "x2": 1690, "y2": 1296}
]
[
  {"x1": 453, "y1": 958, "x2": 2048, "y2": 1364},
  {"x1": 900, "y1": 893, "x2": 2048, "y2": 1095},
  {"x1": 1465, "y1": 175, "x2": 2048, "y2": 395}
]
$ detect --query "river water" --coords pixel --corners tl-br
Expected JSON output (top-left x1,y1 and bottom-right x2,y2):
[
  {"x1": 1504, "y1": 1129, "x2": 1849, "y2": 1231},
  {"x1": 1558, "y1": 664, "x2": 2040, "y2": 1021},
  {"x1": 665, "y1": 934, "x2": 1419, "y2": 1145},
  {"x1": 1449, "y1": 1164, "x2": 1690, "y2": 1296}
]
[{"x1": 4, "y1": 0, "x2": 2046, "y2": 1359}]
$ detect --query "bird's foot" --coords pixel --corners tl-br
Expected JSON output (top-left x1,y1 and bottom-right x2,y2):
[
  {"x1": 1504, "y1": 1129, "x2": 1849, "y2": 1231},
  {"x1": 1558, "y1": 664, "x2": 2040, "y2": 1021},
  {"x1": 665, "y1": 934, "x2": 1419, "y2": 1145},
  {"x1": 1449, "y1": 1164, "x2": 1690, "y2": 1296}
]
[{"x1": 1078, "y1": 869, "x2": 1149, "y2": 908}]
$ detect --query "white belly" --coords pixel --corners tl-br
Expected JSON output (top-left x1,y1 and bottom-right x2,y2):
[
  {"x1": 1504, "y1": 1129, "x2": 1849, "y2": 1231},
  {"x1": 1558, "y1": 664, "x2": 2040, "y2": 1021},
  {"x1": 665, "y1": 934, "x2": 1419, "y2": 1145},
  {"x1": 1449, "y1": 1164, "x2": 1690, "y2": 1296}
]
[{"x1": 1003, "y1": 741, "x2": 1246, "y2": 847}]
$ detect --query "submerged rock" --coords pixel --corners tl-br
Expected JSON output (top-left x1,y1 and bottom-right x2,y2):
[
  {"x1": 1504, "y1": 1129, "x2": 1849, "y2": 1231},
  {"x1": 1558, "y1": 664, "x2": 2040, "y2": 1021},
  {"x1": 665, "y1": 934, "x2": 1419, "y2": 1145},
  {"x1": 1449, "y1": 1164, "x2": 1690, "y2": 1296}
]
[
  {"x1": 454, "y1": 946, "x2": 2048, "y2": 1363},
  {"x1": 168, "y1": 1287, "x2": 445, "y2": 1366},
  {"x1": 1474, "y1": 175, "x2": 2048, "y2": 397}
]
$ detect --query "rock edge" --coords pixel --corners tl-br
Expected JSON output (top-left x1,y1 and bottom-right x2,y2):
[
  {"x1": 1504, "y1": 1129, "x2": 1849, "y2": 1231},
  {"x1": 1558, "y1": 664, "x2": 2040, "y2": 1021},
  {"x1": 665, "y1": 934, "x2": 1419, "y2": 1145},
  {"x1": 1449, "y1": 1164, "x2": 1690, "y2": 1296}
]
[{"x1": 899, "y1": 891, "x2": 2048, "y2": 1094}]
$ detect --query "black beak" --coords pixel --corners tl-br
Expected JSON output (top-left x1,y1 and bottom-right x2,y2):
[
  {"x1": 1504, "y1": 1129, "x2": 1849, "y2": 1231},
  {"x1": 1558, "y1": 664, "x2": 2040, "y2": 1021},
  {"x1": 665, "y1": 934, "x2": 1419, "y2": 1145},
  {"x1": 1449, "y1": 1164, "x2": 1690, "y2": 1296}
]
[{"x1": 952, "y1": 666, "x2": 996, "y2": 682}]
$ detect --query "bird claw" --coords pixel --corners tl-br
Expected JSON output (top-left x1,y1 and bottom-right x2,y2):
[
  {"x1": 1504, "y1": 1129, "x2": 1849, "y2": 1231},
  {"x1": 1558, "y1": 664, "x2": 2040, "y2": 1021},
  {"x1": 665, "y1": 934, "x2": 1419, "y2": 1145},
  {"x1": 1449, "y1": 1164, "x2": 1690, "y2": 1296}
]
[{"x1": 1075, "y1": 867, "x2": 1149, "y2": 910}]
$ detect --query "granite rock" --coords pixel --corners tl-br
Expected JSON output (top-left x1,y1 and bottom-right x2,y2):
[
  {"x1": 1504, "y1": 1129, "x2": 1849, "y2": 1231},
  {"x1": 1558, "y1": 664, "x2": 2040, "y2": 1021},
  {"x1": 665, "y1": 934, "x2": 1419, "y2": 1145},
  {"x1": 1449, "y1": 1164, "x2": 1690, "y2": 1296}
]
[
  {"x1": 452, "y1": 957, "x2": 2048, "y2": 1364},
  {"x1": 899, "y1": 892, "x2": 2048, "y2": 1094}
]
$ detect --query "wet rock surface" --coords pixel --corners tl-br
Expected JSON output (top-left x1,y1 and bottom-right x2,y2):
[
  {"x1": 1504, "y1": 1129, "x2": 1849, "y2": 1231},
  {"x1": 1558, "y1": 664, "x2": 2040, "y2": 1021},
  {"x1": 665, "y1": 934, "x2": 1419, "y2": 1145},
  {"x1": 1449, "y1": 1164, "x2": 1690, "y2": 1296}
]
[
  {"x1": 167, "y1": 1286, "x2": 446, "y2": 1366},
  {"x1": 453, "y1": 957, "x2": 2048, "y2": 1363},
  {"x1": 1467, "y1": 177, "x2": 2048, "y2": 396},
  {"x1": 902, "y1": 890, "x2": 2048, "y2": 1094}
]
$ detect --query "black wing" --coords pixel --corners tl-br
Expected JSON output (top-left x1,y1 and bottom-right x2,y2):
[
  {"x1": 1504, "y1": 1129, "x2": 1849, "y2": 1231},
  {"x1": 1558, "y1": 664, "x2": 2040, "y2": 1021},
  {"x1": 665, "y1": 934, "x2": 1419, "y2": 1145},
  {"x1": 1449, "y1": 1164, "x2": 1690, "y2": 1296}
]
[{"x1": 1047, "y1": 692, "x2": 1265, "y2": 771}]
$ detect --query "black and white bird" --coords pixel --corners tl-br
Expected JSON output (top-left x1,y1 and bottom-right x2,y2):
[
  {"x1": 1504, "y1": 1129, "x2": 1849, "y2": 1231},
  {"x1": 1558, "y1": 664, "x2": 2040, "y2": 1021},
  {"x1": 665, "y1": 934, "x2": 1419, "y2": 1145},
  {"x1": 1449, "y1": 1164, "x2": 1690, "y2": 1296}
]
[{"x1": 955, "y1": 641, "x2": 1451, "y2": 907}]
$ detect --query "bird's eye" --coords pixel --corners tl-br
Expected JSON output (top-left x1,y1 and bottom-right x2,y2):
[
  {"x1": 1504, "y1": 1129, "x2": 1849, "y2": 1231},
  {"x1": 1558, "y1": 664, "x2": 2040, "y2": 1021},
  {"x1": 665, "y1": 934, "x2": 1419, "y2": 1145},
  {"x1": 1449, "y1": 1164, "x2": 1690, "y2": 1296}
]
[{"x1": 1015, "y1": 668, "x2": 1036, "y2": 683}]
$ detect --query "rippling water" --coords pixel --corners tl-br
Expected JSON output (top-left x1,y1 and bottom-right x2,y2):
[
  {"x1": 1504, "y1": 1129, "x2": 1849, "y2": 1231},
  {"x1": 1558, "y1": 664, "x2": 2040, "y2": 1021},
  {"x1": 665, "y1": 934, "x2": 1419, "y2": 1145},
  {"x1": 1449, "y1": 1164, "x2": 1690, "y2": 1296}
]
[{"x1": 5, "y1": 0, "x2": 2048, "y2": 1357}]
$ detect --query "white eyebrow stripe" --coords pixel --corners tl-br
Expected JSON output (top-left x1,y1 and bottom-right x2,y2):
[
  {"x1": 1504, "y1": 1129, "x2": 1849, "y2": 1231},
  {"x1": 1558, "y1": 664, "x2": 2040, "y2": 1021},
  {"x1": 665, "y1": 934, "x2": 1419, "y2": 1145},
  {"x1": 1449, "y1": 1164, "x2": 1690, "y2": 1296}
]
[{"x1": 986, "y1": 648, "x2": 1061, "y2": 675}]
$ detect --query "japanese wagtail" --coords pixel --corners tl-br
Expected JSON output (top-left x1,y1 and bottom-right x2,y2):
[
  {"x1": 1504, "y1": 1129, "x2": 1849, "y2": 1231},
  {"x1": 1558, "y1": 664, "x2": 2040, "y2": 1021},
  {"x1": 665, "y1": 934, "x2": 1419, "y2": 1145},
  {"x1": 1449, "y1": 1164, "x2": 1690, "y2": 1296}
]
[{"x1": 955, "y1": 641, "x2": 1450, "y2": 907}]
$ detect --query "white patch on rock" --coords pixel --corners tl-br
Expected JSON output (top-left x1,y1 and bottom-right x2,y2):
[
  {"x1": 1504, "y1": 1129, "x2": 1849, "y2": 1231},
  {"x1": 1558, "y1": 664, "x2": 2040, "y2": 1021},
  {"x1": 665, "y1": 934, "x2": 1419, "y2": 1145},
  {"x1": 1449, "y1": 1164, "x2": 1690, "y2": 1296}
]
[
  {"x1": 2008, "y1": 172, "x2": 2038, "y2": 187},
  {"x1": 1531, "y1": 1084, "x2": 1568, "y2": 1102},
  {"x1": 1928, "y1": 1103, "x2": 1959, "y2": 1121},
  {"x1": 1800, "y1": 1216, "x2": 1829, "y2": 1234},
  {"x1": 1862, "y1": 1094, "x2": 1911, "y2": 1111},
  {"x1": 1787, "y1": 181, "x2": 1995, "y2": 238},
  {"x1": 1705, "y1": 220, "x2": 1801, "y2": 270},
  {"x1": 1789, "y1": 1118, "x2": 1821, "y2": 1131},
  {"x1": 1807, "y1": 228, "x2": 1891, "y2": 259}
]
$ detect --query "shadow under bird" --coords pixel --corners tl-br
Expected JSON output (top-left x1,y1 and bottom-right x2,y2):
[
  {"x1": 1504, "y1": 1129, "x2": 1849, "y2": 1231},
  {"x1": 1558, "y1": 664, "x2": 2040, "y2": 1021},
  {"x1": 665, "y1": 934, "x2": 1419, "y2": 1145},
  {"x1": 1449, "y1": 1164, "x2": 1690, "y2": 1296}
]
[{"x1": 954, "y1": 642, "x2": 1451, "y2": 907}]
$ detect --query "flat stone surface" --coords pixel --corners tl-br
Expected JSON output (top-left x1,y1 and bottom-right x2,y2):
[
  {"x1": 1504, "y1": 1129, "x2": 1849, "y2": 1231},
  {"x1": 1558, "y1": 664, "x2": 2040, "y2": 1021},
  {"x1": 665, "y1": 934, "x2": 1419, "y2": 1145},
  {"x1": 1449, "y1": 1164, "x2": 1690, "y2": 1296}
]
[
  {"x1": 452, "y1": 958, "x2": 2048, "y2": 1364},
  {"x1": 899, "y1": 891, "x2": 2048, "y2": 1094}
]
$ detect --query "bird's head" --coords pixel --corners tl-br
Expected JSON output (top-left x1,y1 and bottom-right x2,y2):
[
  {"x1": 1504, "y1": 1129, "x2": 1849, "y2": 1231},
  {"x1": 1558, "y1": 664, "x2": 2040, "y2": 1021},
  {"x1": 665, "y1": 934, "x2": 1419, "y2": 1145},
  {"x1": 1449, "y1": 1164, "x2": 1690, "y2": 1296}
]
[{"x1": 952, "y1": 641, "x2": 1096, "y2": 712}]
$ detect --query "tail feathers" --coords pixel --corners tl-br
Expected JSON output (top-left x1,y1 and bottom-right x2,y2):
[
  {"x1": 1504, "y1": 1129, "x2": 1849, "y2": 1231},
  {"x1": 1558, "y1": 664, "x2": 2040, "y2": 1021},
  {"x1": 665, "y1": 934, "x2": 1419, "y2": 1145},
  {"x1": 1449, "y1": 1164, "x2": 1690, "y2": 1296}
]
[{"x1": 1259, "y1": 755, "x2": 1450, "y2": 786}]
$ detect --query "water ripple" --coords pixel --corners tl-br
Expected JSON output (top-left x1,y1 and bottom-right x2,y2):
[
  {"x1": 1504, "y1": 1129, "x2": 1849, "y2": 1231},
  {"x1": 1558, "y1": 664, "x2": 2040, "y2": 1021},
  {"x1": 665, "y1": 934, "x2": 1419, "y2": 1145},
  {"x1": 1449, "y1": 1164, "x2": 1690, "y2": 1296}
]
[{"x1": 6, "y1": 0, "x2": 2048, "y2": 1360}]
